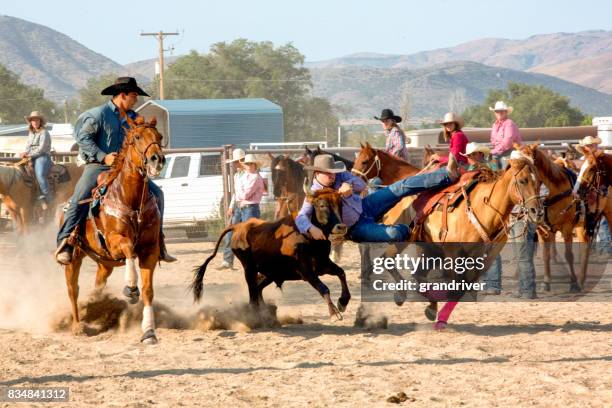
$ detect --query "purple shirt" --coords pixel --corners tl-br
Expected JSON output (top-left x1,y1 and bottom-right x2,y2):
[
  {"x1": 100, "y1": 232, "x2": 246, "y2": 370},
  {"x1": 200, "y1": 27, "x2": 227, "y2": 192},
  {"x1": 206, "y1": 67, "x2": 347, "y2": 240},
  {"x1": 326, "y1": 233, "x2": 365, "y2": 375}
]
[
  {"x1": 295, "y1": 171, "x2": 367, "y2": 234},
  {"x1": 490, "y1": 119, "x2": 522, "y2": 155},
  {"x1": 385, "y1": 127, "x2": 409, "y2": 160}
]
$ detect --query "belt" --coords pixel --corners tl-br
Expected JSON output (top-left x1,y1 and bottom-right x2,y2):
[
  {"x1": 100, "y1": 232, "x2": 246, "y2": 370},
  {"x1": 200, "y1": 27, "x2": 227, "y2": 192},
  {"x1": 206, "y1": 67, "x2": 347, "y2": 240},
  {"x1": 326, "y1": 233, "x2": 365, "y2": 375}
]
[{"x1": 240, "y1": 203, "x2": 259, "y2": 208}]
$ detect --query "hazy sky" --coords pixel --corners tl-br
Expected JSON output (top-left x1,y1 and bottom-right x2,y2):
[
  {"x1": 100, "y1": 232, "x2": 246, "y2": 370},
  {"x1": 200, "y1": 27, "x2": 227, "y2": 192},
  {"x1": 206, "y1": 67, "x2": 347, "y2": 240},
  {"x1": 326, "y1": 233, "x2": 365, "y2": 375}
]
[{"x1": 3, "y1": 0, "x2": 612, "y2": 64}]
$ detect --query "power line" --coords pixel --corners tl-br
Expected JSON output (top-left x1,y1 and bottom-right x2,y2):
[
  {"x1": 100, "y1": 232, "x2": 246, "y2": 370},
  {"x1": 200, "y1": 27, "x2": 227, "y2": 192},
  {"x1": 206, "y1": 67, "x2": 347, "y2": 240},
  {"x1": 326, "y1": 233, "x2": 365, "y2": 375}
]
[{"x1": 140, "y1": 31, "x2": 179, "y2": 100}]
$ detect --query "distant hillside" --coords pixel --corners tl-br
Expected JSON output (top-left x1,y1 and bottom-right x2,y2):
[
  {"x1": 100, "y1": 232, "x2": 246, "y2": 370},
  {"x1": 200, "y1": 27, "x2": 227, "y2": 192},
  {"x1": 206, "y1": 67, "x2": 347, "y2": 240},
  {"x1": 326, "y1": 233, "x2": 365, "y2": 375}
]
[
  {"x1": 311, "y1": 61, "x2": 612, "y2": 119},
  {"x1": 124, "y1": 56, "x2": 179, "y2": 81},
  {"x1": 308, "y1": 31, "x2": 612, "y2": 94},
  {"x1": 0, "y1": 15, "x2": 136, "y2": 101}
]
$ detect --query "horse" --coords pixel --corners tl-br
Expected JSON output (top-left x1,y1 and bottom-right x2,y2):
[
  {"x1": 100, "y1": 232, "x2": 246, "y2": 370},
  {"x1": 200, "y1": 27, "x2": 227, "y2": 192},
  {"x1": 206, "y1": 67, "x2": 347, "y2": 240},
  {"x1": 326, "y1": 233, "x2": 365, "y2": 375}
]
[
  {"x1": 304, "y1": 146, "x2": 354, "y2": 171},
  {"x1": 269, "y1": 154, "x2": 307, "y2": 219},
  {"x1": 517, "y1": 144, "x2": 588, "y2": 292},
  {"x1": 382, "y1": 154, "x2": 544, "y2": 329},
  {"x1": 62, "y1": 116, "x2": 165, "y2": 344},
  {"x1": 0, "y1": 160, "x2": 83, "y2": 234},
  {"x1": 351, "y1": 142, "x2": 421, "y2": 185}
]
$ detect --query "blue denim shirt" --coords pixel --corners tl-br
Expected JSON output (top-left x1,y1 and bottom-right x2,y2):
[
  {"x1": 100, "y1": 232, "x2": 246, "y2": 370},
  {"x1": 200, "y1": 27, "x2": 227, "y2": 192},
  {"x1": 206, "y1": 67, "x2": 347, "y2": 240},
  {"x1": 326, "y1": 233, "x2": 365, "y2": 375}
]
[
  {"x1": 75, "y1": 100, "x2": 137, "y2": 163},
  {"x1": 295, "y1": 171, "x2": 366, "y2": 234}
]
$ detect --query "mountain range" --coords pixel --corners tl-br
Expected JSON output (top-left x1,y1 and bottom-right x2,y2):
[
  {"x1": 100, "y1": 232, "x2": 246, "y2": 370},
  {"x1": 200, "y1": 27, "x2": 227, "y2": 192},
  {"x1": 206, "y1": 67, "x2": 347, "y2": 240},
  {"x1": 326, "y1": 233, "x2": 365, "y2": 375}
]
[{"x1": 1, "y1": 14, "x2": 612, "y2": 119}]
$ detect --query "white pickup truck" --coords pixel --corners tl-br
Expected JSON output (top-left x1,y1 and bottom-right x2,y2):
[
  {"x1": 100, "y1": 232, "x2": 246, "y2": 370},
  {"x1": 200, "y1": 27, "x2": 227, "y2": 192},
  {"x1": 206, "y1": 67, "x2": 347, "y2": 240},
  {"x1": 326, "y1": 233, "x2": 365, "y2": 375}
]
[{"x1": 153, "y1": 152, "x2": 272, "y2": 237}]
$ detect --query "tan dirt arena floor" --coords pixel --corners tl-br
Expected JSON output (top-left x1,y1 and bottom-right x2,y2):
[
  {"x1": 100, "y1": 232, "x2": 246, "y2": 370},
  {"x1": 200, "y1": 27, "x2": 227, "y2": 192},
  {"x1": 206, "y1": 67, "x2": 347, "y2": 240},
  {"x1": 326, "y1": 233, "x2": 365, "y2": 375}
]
[{"x1": 0, "y1": 229, "x2": 611, "y2": 407}]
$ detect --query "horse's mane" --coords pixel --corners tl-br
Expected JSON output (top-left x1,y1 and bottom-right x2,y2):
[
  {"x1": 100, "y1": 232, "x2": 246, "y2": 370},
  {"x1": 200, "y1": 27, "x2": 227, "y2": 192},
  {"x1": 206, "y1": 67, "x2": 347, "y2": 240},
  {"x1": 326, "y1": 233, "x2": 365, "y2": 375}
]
[
  {"x1": 532, "y1": 148, "x2": 571, "y2": 185},
  {"x1": 374, "y1": 147, "x2": 420, "y2": 170},
  {"x1": 0, "y1": 164, "x2": 18, "y2": 190},
  {"x1": 98, "y1": 133, "x2": 131, "y2": 187}
]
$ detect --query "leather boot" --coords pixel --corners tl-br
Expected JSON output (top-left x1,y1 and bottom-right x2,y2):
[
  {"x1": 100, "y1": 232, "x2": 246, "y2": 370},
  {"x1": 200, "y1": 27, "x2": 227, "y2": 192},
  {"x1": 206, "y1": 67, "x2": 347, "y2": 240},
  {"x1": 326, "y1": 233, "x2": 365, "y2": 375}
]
[
  {"x1": 446, "y1": 153, "x2": 460, "y2": 181},
  {"x1": 55, "y1": 238, "x2": 73, "y2": 265},
  {"x1": 159, "y1": 234, "x2": 177, "y2": 263}
]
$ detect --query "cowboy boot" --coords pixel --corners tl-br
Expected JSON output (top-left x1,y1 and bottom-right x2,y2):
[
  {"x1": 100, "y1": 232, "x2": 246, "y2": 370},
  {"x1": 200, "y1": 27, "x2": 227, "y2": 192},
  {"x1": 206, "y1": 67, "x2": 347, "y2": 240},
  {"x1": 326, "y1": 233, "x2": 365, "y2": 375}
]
[
  {"x1": 55, "y1": 238, "x2": 73, "y2": 265},
  {"x1": 159, "y1": 233, "x2": 177, "y2": 263},
  {"x1": 446, "y1": 153, "x2": 460, "y2": 181}
]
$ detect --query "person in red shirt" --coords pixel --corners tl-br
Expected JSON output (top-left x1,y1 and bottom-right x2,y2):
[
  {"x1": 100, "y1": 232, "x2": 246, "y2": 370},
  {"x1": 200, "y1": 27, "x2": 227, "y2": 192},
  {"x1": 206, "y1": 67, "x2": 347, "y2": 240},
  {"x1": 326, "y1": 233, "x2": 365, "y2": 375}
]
[{"x1": 436, "y1": 112, "x2": 468, "y2": 165}]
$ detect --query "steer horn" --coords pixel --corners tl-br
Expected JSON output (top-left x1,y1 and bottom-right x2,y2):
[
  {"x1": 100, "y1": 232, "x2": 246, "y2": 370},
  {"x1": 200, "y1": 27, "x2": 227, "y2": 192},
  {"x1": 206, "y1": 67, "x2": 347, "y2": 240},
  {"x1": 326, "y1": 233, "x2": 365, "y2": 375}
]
[{"x1": 303, "y1": 177, "x2": 314, "y2": 196}]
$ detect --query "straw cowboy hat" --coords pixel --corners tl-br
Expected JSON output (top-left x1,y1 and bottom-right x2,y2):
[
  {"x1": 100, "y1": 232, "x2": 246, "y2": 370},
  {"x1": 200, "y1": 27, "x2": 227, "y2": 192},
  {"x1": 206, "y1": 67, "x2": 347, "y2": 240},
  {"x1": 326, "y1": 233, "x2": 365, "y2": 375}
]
[
  {"x1": 578, "y1": 135, "x2": 602, "y2": 146},
  {"x1": 439, "y1": 112, "x2": 465, "y2": 129},
  {"x1": 461, "y1": 142, "x2": 490, "y2": 157},
  {"x1": 489, "y1": 101, "x2": 514, "y2": 114},
  {"x1": 25, "y1": 111, "x2": 46, "y2": 123},
  {"x1": 101, "y1": 76, "x2": 150, "y2": 96},
  {"x1": 225, "y1": 148, "x2": 246, "y2": 163},
  {"x1": 374, "y1": 108, "x2": 402, "y2": 123},
  {"x1": 304, "y1": 154, "x2": 346, "y2": 173},
  {"x1": 243, "y1": 154, "x2": 259, "y2": 166}
]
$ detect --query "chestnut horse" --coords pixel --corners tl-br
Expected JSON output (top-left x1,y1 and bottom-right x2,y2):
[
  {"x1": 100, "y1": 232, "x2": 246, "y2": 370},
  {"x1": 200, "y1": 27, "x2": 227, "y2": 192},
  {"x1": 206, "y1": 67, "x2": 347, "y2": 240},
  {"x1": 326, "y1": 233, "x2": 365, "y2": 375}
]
[
  {"x1": 269, "y1": 154, "x2": 306, "y2": 219},
  {"x1": 62, "y1": 117, "x2": 165, "y2": 344},
  {"x1": 352, "y1": 142, "x2": 421, "y2": 184},
  {"x1": 381, "y1": 154, "x2": 544, "y2": 329},
  {"x1": 517, "y1": 144, "x2": 588, "y2": 292},
  {"x1": 0, "y1": 161, "x2": 83, "y2": 234}
]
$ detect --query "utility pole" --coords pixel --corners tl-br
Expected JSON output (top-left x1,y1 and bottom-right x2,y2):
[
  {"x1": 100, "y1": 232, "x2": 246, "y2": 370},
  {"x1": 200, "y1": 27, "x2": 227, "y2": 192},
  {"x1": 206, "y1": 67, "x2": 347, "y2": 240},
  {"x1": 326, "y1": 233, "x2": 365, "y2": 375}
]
[
  {"x1": 63, "y1": 99, "x2": 68, "y2": 123},
  {"x1": 140, "y1": 31, "x2": 179, "y2": 100}
]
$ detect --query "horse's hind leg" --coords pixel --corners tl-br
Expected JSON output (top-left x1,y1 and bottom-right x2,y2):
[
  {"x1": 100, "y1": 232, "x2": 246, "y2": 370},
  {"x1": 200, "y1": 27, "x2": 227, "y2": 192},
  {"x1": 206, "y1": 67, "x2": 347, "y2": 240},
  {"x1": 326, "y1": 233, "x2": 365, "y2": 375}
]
[
  {"x1": 94, "y1": 264, "x2": 114, "y2": 293},
  {"x1": 65, "y1": 252, "x2": 84, "y2": 335},
  {"x1": 139, "y1": 254, "x2": 158, "y2": 345}
]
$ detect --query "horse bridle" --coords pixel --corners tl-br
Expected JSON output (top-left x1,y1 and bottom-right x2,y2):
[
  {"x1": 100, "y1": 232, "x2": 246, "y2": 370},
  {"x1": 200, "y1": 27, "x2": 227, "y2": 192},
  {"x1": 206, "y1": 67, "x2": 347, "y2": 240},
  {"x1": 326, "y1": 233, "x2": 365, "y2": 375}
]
[
  {"x1": 126, "y1": 124, "x2": 163, "y2": 177},
  {"x1": 351, "y1": 153, "x2": 381, "y2": 182}
]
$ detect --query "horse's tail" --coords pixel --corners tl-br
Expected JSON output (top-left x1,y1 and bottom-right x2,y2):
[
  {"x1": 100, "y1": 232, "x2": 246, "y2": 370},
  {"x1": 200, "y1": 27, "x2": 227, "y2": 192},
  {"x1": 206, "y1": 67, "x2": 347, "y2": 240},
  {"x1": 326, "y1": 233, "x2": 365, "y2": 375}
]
[{"x1": 190, "y1": 225, "x2": 235, "y2": 302}]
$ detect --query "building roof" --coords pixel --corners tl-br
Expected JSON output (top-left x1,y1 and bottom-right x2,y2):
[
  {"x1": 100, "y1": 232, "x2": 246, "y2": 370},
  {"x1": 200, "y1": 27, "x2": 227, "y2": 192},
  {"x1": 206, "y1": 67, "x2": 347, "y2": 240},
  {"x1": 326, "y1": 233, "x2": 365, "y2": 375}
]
[{"x1": 138, "y1": 98, "x2": 282, "y2": 116}]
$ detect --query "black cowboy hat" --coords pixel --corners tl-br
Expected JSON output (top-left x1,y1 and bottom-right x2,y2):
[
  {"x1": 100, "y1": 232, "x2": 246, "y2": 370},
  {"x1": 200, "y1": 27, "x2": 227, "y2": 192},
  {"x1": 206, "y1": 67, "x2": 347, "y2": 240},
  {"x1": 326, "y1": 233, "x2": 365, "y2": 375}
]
[
  {"x1": 374, "y1": 108, "x2": 402, "y2": 123},
  {"x1": 101, "y1": 77, "x2": 150, "y2": 97}
]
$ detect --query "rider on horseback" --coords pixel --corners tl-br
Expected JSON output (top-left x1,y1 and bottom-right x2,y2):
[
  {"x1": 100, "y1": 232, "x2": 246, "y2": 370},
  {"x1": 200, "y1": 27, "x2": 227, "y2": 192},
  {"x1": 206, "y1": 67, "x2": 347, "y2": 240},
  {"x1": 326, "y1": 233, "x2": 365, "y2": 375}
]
[
  {"x1": 21, "y1": 111, "x2": 52, "y2": 205},
  {"x1": 55, "y1": 77, "x2": 176, "y2": 265}
]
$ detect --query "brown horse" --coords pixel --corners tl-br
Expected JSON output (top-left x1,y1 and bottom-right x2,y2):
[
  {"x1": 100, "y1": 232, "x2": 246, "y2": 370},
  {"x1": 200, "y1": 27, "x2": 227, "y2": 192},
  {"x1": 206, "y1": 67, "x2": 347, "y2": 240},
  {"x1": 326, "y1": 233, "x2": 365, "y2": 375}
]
[
  {"x1": 269, "y1": 154, "x2": 306, "y2": 219},
  {"x1": 382, "y1": 155, "x2": 544, "y2": 328},
  {"x1": 0, "y1": 161, "x2": 83, "y2": 234},
  {"x1": 352, "y1": 142, "x2": 421, "y2": 184},
  {"x1": 517, "y1": 144, "x2": 588, "y2": 292},
  {"x1": 63, "y1": 116, "x2": 165, "y2": 344}
]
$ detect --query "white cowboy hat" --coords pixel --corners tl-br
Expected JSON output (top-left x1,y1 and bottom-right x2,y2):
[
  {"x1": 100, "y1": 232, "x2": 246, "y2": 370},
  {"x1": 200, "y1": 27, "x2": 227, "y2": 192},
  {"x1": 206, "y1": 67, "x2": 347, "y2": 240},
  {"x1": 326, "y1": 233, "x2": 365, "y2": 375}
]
[
  {"x1": 439, "y1": 112, "x2": 465, "y2": 129},
  {"x1": 489, "y1": 101, "x2": 514, "y2": 114},
  {"x1": 578, "y1": 135, "x2": 602, "y2": 146},
  {"x1": 25, "y1": 111, "x2": 46, "y2": 123},
  {"x1": 225, "y1": 148, "x2": 246, "y2": 163},
  {"x1": 243, "y1": 154, "x2": 259, "y2": 165},
  {"x1": 460, "y1": 142, "x2": 490, "y2": 157}
]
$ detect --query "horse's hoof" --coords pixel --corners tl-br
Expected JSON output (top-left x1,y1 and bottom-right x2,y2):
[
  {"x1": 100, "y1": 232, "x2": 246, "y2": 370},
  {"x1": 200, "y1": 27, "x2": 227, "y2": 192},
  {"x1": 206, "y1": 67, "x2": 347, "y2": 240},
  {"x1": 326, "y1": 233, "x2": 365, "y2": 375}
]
[
  {"x1": 337, "y1": 299, "x2": 348, "y2": 313},
  {"x1": 542, "y1": 282, "x2": 551, "y2": 292},
  {"x1": 569, "y1": 283, "x2": 582, "y2": 293},
  {"x1": 123, "y1": 286, "x2": 140, "y2": 304},
  {"x1": 424, "y1": 306, "x2": 437, "y2": 322},
  {"x1": 71, "y1": 322, "x2": 87, "y2": 336},
  {"x1": 434, "y1": 321, "x2": 447, "y2": 331},
  {"x1": 141, "y1": 329, "x2": 158, "y2": 345},
  {"x1": 394, "y1": 291, "x2": 407, "y2": 307}
]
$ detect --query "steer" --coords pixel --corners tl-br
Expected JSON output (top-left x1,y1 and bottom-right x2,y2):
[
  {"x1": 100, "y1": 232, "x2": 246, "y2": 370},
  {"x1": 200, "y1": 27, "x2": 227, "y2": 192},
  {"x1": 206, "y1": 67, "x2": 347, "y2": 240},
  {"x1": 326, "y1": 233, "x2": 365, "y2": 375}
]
[{"x1": 191, "y1": 187, "x2": 350, "y2": 319}]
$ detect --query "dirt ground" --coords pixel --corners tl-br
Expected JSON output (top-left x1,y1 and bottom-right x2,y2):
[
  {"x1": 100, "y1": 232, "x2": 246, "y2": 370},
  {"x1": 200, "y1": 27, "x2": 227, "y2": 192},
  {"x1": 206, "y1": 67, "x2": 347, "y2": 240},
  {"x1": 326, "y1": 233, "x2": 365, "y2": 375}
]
[{"x1": 0, "y1": 231, "x2": 611, "y2": 407}]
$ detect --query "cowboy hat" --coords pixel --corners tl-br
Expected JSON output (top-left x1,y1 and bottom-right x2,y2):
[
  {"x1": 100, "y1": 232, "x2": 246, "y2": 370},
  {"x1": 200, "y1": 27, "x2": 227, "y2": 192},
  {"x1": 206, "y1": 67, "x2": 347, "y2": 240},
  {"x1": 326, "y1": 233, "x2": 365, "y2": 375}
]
[
  {"x1": 243, "y1": 154, "x2": 259, "y2": 165},
  {"x1": 439, "y1": 112, "x2": 465, "y2": 129},
  {"x1": 225, "y1": 148, "x2": 246, "y2": 163},
  {"x1": 578, "y1": 135, "x2": 602, "y2": 146},
  {"x1": 101, "y1": 77, "x2": 150, "y2": 96},
  {"x1": 374, "y1": 108, "x2": 402, "y2": 123},
  {"x1": 304, "y1": 154, "x2": 346, "y2": 173},
  {"x1": 461, "y1": 142, "x2": 490, "y2": 157},
  {"x1": 489, "y1": 101, "x2": 513, "y2": 113},
  {"x1": 25, "y1": 111, "x2": 46, "y2": 123}
]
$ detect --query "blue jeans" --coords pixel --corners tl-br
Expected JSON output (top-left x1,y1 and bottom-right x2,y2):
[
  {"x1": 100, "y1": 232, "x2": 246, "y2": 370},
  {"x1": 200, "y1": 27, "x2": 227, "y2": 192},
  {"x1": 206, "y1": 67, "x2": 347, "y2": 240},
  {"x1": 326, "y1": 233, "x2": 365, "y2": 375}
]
[
  {"x1": 483, "y1": 254, "x2": 503, "y2": 290},
  {"x1": 223, "y1": 204, "x2": 242, "y2": 265},
  {"x1": 512, "y1": 220, "x2": 537, "y2": 297},
  {"x1": 57, "y1": 164, "x2": 165, "y2": 245},
  {"x1": 349, "y1": 168, "x2": 454, "y2": 242},
  {"x1": 33, "y1": 154, "x2": 52, "y2": 202},
  {"x1": 240, "y1": 204, "x2": 261, "y2": 221}
]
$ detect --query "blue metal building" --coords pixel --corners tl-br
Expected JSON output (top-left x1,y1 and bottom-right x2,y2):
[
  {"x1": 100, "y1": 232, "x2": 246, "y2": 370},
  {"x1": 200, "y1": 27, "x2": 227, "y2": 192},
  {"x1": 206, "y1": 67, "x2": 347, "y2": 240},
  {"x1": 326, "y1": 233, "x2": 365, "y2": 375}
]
[{"x1": 136, "y1": 98, "x2": 283, "y2": 148}]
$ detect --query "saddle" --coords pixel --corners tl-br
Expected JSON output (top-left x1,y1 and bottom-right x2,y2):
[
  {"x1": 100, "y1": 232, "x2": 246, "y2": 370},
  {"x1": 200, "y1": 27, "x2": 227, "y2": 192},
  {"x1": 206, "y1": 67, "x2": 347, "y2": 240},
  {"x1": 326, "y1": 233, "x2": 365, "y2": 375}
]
[
  {"x1": 16, "y1": 160, "x2": 71, "y2": 191},
  {"x1": 410, "y1": 170, "x2": 481, "y2": 241}
]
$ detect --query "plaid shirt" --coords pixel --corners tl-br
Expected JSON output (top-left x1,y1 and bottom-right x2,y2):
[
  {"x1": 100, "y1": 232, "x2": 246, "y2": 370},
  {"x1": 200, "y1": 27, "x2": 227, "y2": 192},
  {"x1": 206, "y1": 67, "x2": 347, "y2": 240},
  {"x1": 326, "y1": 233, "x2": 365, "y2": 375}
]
[{"x1": 385, "y1": 127, "x2": 408, "y2": 160}]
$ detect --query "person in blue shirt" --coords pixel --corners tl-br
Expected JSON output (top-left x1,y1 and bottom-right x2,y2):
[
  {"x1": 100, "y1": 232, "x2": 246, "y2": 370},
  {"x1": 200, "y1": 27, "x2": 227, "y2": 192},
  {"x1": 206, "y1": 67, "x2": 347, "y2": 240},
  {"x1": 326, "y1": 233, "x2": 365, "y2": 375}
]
[
  {"x1": 55, "y1": 77, "x2": 176, "y2": 265},
  {"x1": 296, "y1": 154, "x2": 459, "y2": 242}
]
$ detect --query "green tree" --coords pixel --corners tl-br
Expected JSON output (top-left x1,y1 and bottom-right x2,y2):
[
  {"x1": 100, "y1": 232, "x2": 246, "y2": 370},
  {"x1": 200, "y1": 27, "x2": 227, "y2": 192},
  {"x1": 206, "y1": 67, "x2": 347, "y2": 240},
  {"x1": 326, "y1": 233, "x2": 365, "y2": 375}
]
[
  {"x1": 151, "y1": 40, "x2": 338, "y2": 141},
  {"x1": 0, "y1": 64, "x2": 57, "y2": 124},
  {"x1": 78, "y1": 73, "x2": 119, "y2": 111},
  {"x1": 462, "y1": 82, "x2": 586, "y2": 128}
]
